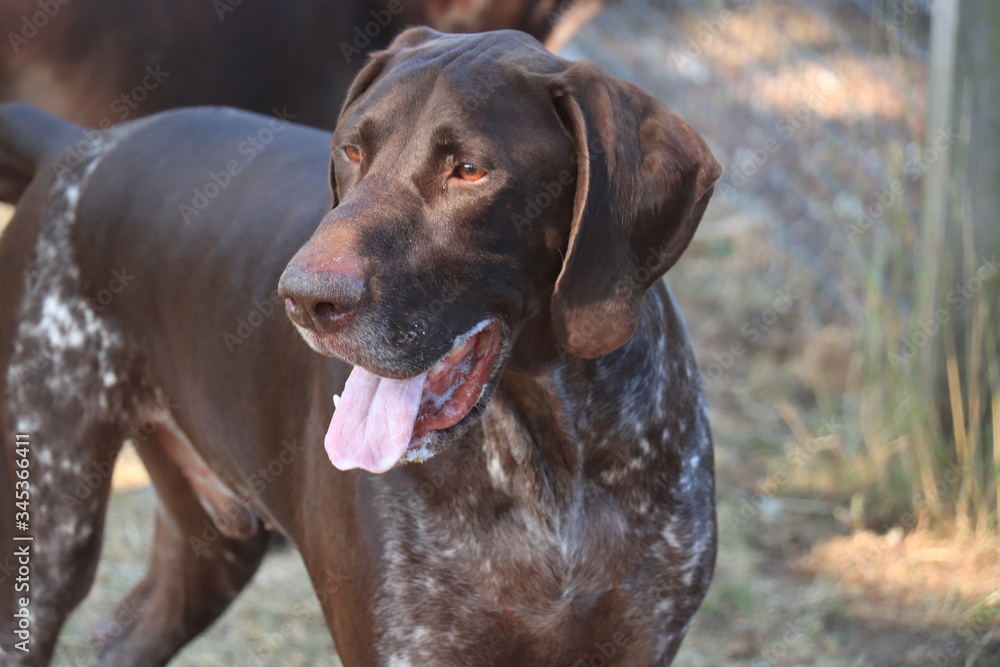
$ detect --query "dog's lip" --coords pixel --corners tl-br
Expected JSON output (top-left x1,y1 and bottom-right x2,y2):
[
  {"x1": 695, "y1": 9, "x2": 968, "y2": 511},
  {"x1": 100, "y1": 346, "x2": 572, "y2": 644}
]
[
  {"x1": 298, "y1": 319, "x2": 497, "y2": 382},
  {"x1": 408, "y1": 319, "x2": 500, "y2": 445},
  {"x1": 296, "y1": 326, "x2": 394, "y2": 373},
  {"x1": 322, "y1": 319, "x2": 503, "y2": 473}
]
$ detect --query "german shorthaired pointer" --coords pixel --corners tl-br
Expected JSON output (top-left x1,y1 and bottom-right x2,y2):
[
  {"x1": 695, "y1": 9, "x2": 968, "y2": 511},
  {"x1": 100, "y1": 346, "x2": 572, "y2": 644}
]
[{"x1": 0, "y1": 28, "x2": 720, "y2": 666}]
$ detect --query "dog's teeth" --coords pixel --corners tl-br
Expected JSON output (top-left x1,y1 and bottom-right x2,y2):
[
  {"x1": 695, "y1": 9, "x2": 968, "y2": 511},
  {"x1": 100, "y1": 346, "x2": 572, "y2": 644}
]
[{"x1": 333, "y1": 394, "x2": 340, "y2": 408}]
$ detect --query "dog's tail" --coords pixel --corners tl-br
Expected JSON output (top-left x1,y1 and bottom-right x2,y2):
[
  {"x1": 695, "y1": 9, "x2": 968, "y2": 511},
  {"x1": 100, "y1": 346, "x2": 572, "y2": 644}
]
[{"x1": 0, "y1": 102, "x2": 86, "y2": 204}]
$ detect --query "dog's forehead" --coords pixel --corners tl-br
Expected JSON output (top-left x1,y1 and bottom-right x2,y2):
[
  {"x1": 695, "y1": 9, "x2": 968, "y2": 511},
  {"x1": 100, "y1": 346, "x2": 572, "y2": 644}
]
[
  {"x1": 399, "y1": 29, "x2": 562, "y2": 75},
  {"x1": 344, "y1": 31, "x2": 566, "y2": 125}
]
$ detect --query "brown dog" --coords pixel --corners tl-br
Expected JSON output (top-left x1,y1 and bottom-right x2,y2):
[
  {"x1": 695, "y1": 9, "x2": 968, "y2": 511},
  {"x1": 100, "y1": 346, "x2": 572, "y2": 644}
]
[
  {"x1": 0, "y1": 0, "x2": 608, "y2": 129},
  {"x1": 0, "y1": 28, "x2": 720, "y2": 665}
]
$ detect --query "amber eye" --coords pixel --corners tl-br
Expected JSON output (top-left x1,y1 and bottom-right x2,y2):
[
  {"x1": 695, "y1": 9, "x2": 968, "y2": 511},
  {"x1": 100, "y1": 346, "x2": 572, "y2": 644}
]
[
  {"x1": 454, "y1": 163, "x2": 487, "y2": 182},
  {"x1": 344, "y1": 145, "x2": 362, "y2": 163}
]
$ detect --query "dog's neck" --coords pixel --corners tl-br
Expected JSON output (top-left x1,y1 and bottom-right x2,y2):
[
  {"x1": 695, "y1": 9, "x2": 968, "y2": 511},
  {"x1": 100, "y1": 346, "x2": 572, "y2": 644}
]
[
  {"x1": 408, "y1": 281, "x2": 709, "y2": 519},
  {"x1": 369, "y1": 284, "x2": 715, "y2": 659}
]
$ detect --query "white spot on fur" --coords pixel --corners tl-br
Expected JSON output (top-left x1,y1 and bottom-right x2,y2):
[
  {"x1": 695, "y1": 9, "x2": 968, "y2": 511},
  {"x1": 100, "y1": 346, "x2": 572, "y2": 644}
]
[
  {"x1": 15, "y1": 415, "x2": 40, "y2": 433},
  {"x1": 661, "y1": 520, "x2": 683, "y2": 551},
  {"x1": 487, "y1": 454, "x2": 507, "y2": 486},
  {"x1": 5, "y1": 128, "x2": 137, "y2": 431}
]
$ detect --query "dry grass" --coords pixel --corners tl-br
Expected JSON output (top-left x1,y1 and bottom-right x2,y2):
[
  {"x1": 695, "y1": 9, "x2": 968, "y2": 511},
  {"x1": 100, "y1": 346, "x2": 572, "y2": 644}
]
[{"x1": 797, "y1": 530, "x2": 1000, "y2": 612}]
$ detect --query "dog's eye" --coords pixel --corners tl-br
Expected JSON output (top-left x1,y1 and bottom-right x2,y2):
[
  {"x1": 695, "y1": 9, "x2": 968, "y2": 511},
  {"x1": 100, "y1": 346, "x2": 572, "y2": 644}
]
[
  {"x1": 454, "y1": 163, "x2": 487, "y2": 182},
  {"x1": 343, "y1": 145, "x2": 362, "y2": 164}
]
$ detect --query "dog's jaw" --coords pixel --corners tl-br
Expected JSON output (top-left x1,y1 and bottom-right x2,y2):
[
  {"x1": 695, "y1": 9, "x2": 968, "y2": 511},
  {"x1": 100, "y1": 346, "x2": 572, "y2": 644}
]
[{"x1": 320, "y1": 319, "x2": 503, "y2": 473}]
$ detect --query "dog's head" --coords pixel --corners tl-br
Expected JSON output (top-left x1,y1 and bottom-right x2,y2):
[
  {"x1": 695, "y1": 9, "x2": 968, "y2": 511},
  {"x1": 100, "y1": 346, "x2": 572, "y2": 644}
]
[{"x1": 278, "y1": 28, "x2": 721, "y2": 473}]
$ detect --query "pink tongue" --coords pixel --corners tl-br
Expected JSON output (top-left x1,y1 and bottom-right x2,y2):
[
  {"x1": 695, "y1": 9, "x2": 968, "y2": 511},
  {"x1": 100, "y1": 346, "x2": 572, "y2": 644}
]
[{"x1": 325, "y1": 365, "x2": 428, "y2": 473}]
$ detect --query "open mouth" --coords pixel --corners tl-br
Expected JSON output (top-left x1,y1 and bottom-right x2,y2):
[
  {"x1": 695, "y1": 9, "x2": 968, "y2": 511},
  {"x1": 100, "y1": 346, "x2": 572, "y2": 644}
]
[{"x1": 324, "y1": 319, "x2": 501, "y2": 473}]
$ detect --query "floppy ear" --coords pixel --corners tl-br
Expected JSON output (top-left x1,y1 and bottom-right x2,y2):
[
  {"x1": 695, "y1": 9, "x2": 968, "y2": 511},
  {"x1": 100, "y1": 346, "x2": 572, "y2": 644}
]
[{"x1": 549, "y1": 61, "x2": 722, "y2": 358}]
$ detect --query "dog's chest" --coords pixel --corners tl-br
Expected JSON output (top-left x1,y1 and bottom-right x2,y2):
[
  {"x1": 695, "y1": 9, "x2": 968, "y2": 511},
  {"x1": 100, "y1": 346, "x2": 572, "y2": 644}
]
[
  {"x1": 368, "y1": 402, "x2": 712, "y2": 664},
  {"x1": 371, "y1": 483, "x2": 638, "y2": 665},
  {"x1": 365, "y1": 290, "x2": 715, "y2": 665}
]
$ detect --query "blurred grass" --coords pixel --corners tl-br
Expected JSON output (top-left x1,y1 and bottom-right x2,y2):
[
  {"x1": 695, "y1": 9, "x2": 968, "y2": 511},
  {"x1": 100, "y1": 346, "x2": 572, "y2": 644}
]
[
  {"x1": 815, "y1": 3, "x2": 1000, "y2": 536},
  {"x1": 841, "y1": 191, "x2": 1000, "y2": 534}
]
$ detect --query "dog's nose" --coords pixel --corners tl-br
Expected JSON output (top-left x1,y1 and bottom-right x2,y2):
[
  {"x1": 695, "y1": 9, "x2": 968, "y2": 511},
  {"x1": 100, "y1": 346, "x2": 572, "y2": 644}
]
[{"x1": 278, "y1": 261, "x2": 364, "y2": 334}]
